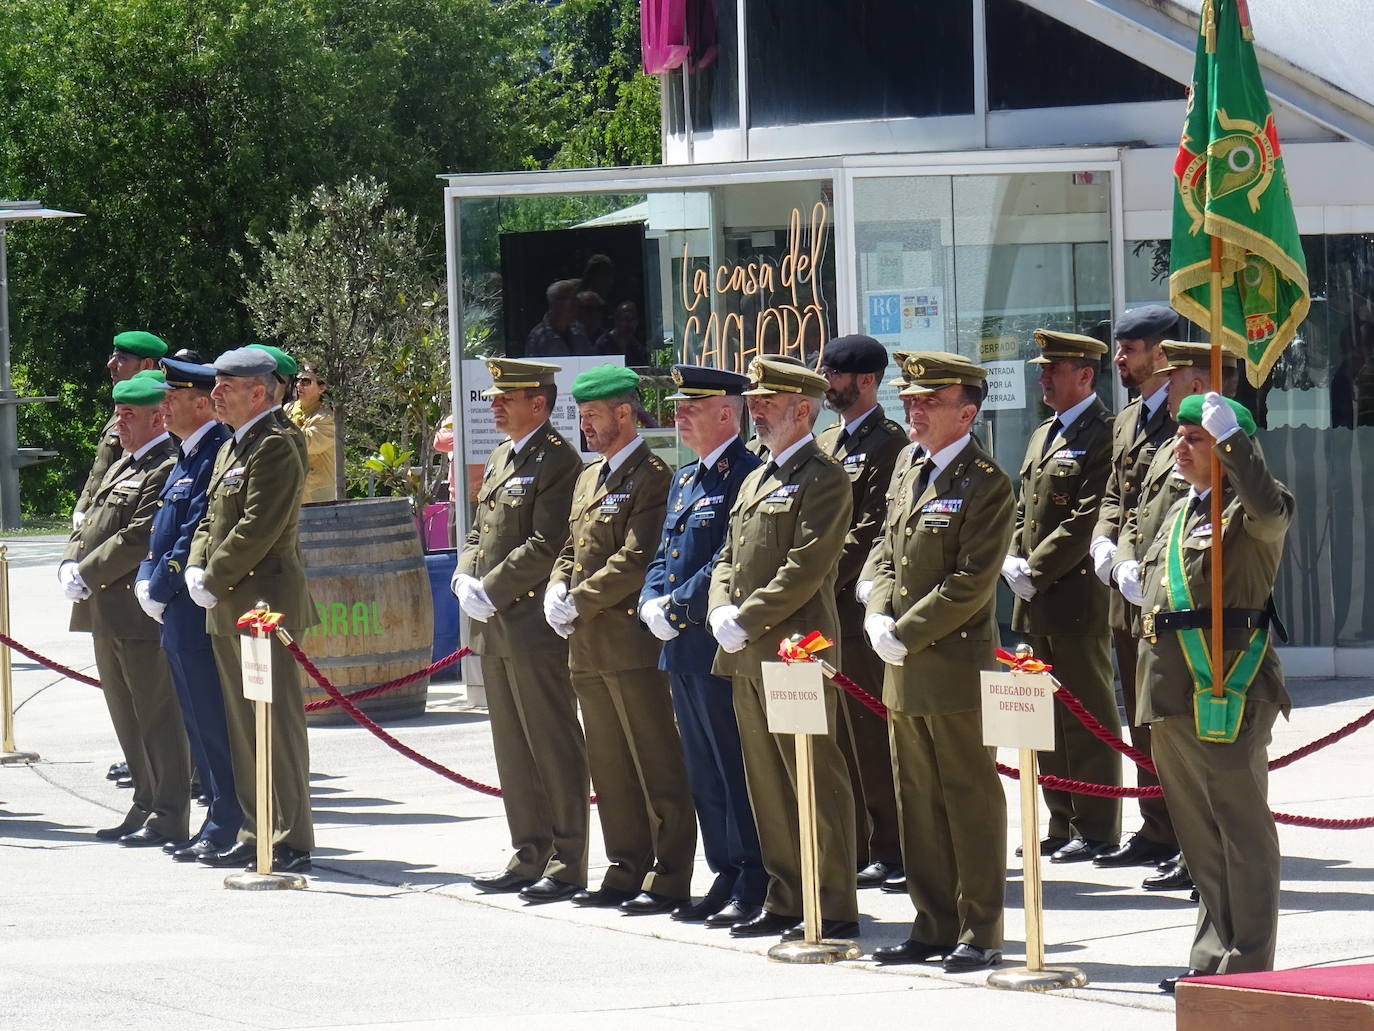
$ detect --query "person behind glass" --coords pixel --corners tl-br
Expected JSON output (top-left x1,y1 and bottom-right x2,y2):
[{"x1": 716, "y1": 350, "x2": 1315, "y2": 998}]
[
  {"x1": 545, "y1": 365, "x2": 696, "y2": 914},
  {"x1": 61, "y1": 372, "x2": 186, "y2": 846},
  {"x1": 864, "y1": 353, "x2": 1012, "y2": 973},
  {"x1": 706, "y1": 356, "x2": 859, "y2": 943},
  {"x1": 1136, "y1": 393, "x2": 1292, "y2": 991},
  {"x1": 526, "y1": 279, "x2": 593, "y2": 357},
  {"x1": 453, "y1": 358, "x2": 590, "y2": 902},
  {"x1": 596, "y1": 301, "x2": 649, "y2": 366},
  {"x1": 186, "y1": 347, "x2": 315, "y2": 874},
  {"x1": 135, "y1": 357, "x2": 241, "y2": 862},
  {"x1": 284, "y1": 362, "x2": 338, "y2": 503},
  {"x1": 814, "y1": 334, "x2": 907, "y2": 891},
  {"x1": 1088, "y1": 306, "x2": 1182, "y2": 873},
  {"x1": 1002, "y1": 329, "x2": 1121, "y2": 865},
  {"x1": 639, "y1": 364, "x2": 766, "y2": 928}
]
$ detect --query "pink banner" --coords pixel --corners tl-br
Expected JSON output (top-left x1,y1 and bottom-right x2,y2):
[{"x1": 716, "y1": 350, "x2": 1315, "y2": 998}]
[{"x1": 641, "y1": 0, "x2": 690, "y2": 74}]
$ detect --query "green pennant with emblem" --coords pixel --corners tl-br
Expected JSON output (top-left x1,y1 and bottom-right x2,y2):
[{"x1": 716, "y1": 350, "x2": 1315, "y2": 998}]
[{"x1": 1168, "y1": 0, "x2": 1311, "y2": 388}]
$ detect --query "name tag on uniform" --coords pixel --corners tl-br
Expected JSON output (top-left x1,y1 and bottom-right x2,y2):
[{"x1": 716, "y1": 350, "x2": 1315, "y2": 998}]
[
  {"x1": 921, "y1": 516, "x2": 951, "y2": 528},
  {"x1": 921, "y1": 498, "x2": 963, "y2": 514}
]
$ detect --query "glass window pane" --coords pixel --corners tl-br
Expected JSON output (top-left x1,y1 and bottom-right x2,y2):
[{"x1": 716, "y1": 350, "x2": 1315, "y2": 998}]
[{"x1": 665, "y1": 0, "x2": 739, "y2": 134}]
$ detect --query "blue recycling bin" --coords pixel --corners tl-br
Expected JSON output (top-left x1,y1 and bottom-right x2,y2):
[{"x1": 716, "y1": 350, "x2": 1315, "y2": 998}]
[{"x1": 425, "y1": 549, "x2": 460, "y2": 681}]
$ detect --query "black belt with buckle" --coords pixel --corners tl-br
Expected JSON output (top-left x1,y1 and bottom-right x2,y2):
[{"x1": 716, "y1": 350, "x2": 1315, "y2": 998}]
[{"x1": 1142, "y1": 600, "x2": 1288, "y2": 643}]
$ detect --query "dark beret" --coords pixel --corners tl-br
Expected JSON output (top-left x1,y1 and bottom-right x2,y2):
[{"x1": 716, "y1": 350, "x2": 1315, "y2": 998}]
[
  {"x1": 1113, "y1": 305, "x2": 1179, "y2": 340},
  {"x1": 212, "y1": 347, "x2": 278, "y2": 377},
  {"x1": 819, "y1": 334, "x2": 889, "y2": 375}
]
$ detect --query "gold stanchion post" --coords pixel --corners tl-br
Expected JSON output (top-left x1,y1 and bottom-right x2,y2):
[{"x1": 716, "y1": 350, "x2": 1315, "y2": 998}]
[
  {"x1": 225, "y1": 603, "x2": 305, "y2": 892},
  {"x1": 0, "y1": 544, "x2": 38, "y2": 764}
]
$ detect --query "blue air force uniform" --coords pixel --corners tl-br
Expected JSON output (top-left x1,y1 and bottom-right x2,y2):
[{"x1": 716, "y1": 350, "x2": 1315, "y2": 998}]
[
  {"x1": 640, "y1": 368, "x2": 765, "y2": 912},
  {"x1": 137, "y1": 360, "x2": 241, "y2": 846}
]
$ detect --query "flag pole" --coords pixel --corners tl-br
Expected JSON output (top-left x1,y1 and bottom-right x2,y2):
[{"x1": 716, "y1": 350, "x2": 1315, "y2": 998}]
[{"x1": 1208, "y1": 236, "x2": 1225, "y2": 697}]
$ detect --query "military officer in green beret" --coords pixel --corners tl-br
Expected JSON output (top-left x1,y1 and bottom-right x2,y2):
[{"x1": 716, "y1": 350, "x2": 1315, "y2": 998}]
[
  {"x1": 546, "y1": 364, "x2": 696, "y2": 914},
  {"x1": 454, "y1": 358, "x2": 590, "y2": 902},
  {"x1": 864, "y1": 352, "x2": 1013, "y2": 972},
  {"x1": 75, "y1": 331, "x2": 169, "y2": 532},
  {"x1": 187, "y1": 347, "x2": 315, "y2": 873},
  {"x1": 1089, "y1": 306, "x2": 1181, "y2": 871},
  {"x1": 61, "y1": 374, "x2": 188, "y2": 845},
  {"x1": 814, "y1": 335, "x2": 907, "y2": 889},
  {"x1": 707, "y1": 356, "x2": 858, "y2": 942},
  {"x1": 1003, "y1": 329, "x2": 1120, "y2": 863},
  {"x1": 1137, "y1": 392, "x2": 1292, "y2": 990}
]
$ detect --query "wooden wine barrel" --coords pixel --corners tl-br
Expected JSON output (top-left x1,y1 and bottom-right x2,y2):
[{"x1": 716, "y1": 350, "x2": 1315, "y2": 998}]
[{"x1": 297, "y1": 497, "x2": 433, "y2": 724}]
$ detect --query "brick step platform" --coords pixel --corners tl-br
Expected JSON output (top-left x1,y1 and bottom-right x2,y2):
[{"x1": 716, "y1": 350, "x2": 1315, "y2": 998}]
[{"x1": 1177, "y1": 964, "x2": 1374, "y2": 1030}]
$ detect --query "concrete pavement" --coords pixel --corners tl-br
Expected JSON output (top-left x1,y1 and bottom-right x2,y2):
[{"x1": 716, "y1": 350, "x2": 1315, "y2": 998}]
[{"x1": 4, "y1": 535, "x2": 1374, "y2": 1029}]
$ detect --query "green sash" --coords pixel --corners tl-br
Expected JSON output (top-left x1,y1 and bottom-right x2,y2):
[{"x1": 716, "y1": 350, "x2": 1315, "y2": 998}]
[{"x1": 1165, "y1": 501, "x2": 1269, "y2": 744}]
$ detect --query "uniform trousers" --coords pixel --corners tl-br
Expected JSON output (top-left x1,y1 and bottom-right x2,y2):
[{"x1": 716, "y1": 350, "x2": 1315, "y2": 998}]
[
  {"x1": 890, "y1": 708, "x2": 1005, "y2": 948},
  {"x1": 1151, "y1": 701, "x2": 1279, "y2": 973},
  {"x1": 669, "y1": 672, "x2": 766, "y2": 905},
  {"x1": 731, "y1": 674, "x2": 858, "y2": 922},
  {"x1": 1112, "y1": 625, "x2": 1176, "y2": 847},
  {"x1": 837, "y1": 633, "x2": 902, "y2": 866},
  {"x1": 163, "y1": 635, "x2": 241, "y2": 843},
  {"x1": 1023, "y1": 632, "x2": 1122, "y2": 843},
  {"x1": 93, "y1": 635, "x2": 189, "y2": 839},
  {"x1": 212, "y1": 633, "x2": 315, "y2": 851},
  {"x1": 481, "y1": 653, "x2": 588, "y2": 885},
  {"x1": 572, "y1": 668, "x2": 696, "y2": 898}
]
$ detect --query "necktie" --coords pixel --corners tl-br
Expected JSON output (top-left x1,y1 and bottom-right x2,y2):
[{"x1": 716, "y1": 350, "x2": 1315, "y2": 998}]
[
  {"x1": 1137, "y1": 402, "x2": 1150, "y2": 439},
  {"x1": 596, "y1": 463, "x2": 611, "y2": 488},
  {"x1": 913, "y1": 458, "x2": 933, "y2": 499},
  {"x1": 761, "y1": 461, "x2": 778, "y2": 482},
  {"x1": 1189, "y1": 493, "x2": 1206, "y2": 518},
  {"x1": 1041, "y1": 418, "x2": 1063, "y2": 458},
  {"x1": 835, "y1": 427, "x2": 850, "y2": 451}
]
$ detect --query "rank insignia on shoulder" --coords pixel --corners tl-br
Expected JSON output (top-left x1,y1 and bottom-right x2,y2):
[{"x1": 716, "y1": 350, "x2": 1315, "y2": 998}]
[
  {"x1": 717, "y1": 458, "x2": 729, "y2": 473},
  {"x1": 649, "y1": 456, "x2": 667, "y2": 471},
  {"x1": 976, "y1": 460, "x2": 995, "y2": 473}
]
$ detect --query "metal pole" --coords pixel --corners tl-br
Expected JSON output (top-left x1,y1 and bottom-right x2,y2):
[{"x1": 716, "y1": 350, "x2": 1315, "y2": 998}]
[
  {"x1": 0, "y1": 224, "x2": 19, "y2": 529},
  {"x1": 0, "y1": 543, "x2": 37, "y2": 763}
]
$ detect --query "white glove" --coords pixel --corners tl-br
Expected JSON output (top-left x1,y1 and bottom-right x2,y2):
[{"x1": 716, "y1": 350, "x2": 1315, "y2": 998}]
[
  {"x1": 864, "y1": 612, "x2": 907, "y2": 666},
  {"x1": 134, "y1": 580, "x2": 166, "y2": 624},
  {"x1": 708, "y1": 605, "x2": 748, "y2": 653},
  {"x1": 71, "y1": 509, "x2": 86, "y2": 530},
  {"x1": 1090, "y1": 536, "x2": 1117, "y2": 586},
  {"x1": 184, "y1": 565, "x2": 218, "y2": 609},
  {"x1": 639, "y1": 596, "x2": 679, "y2": 642},
  {"x1": 550, "y1": 620, "x2": 575, "y2": 640},
  {"x1": 543, "y1": 582, "x2": 577, "y2": 629},
  {"x1": 1001, "y1": 555, "x2": 1036, "y2": 601},
  {"x1": 58, "y1": 561, "x2": 91, "y2": 601},
  {"x1": 452, "y1": 573, "x2": 497, "y2": 622},
  {"x1": 1200, "y1": 389, "x2": 1241, "y2": 441},
  {"x1": 855, "y1": 579, "x2": 874, "y2": 605},
  {"x1": 1113, "y1": 559, "x2": 1144, "y2": 607}
]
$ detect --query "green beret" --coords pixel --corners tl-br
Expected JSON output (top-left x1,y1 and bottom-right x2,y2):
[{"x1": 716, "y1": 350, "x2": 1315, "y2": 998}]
[
  {"x1": 1176, "y1": 393, "x2": 1256, "y2": 437},
  {"x1": 248, "y1": 343, "x2": 298, "y2": 377},
  {"x1": 113, "y1": 331, "x2": 169, "y2": 359},
  {"x1": 572, "y1": 365, "x2": 640, "y2": 402},
  {"x1": 112, "y1": 377, "x2": 168, "y2": 406},
  {"x1": 132, "y1": 369, "x2": 167, "y2": 384}
]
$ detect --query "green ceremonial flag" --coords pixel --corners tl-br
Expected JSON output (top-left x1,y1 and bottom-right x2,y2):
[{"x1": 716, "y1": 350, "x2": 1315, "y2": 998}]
[{"x1": 1169, "y1": 0, "x2": 1310, "y2": 387}]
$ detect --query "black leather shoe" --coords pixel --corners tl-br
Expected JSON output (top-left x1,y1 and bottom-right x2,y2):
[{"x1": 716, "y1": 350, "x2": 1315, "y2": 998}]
[
  {"x1": 106, "y1": 761, "x2": 127, "y2": 781},
  {"x1": 115, "y1": 775, "x2": 134, "y2": 789},
  {"x1": 570, "y1": 886, "x2": 635, "y2": 908},
  {"x1": 198, "y1": 841, "x2": 255, "y2": 867},
  {"x1": 1049, "y1": 837, "x2": 1116, "y2": 863},
  {"x1": 729, "y1": 910, "x2": 800, "y2": 938},
  {"x1": 1142, "y1": 860, "x2": 1194, "y2": 891},
  {"x1": 704, "y1": 899, "x2": 760, "y2": 928},
  {"x1": 1159, "y1": 969, "x2": 1203, "y2": 993},
  {"x1": 781, "y1": 918, "x2": 859, "y2": 942},
  {"x1": 857, "y1": 860, "x2": 903, "y2": 888},
  {"x1": 620, "y1": 891, "x2": 685, "y2": 916},
  {"x1": 671, "y1": 893, "x2": 730, "y2": 923},
  {"x1": 162, "y1": 836, "x2": 197, "y2": 855},
  {"x1": 247, "y1": 845, "x2": 310, "y2": 873},
  {"x1": 196, "y1": 794, "x2": 210, "y2": 807},
  {"x1": 1092, "y1": 833, "x2": 1178, "y2": 868},
  {"x1": 119, "y1": 827, "x2": 169, "y2": 848},
  {"x1": 519, "y1": 876, "x2": 579, "y2": 904},
  {"x1": 1014, "y1": 836, "x2": 1069, "y2": 858},
  {"x1": 95, "y1": 820, "x2": 143, "y2": 842},
  {"x1": 472, "y1": 870, "x2": 537, "y2": 894},
  {"x1": 872, "y1": 939, "x2": 951, "y2": 965},
  {"x1": 942, "y1": 943, "x2": 1002, "y2": 972},
  {"x1": 173, "y1": 838, "x2": 226, "y2": 862},
  {"x1": 880, "y1": 873, "x2": 908, "y2": 894}
]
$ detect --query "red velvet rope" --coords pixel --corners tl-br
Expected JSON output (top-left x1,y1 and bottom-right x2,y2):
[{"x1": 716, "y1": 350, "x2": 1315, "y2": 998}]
[{"x1": 301, "y1": 647, "x2": 469, "y2": 713}]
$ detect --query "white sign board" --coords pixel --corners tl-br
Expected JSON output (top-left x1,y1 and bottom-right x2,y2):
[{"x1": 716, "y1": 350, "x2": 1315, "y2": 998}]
[
  {"x1": 241, "y1": 635, "x2": 274, "y2": 703},
  {"x1": 762, "y1": 661, "x2": 829, "y2": 736},
  {"x1": 981, "y1": 669, "x2": 1056, "y2": 751},
  {"x1": 981, "y1": 361, "x2": 1027, "y2": 412}
]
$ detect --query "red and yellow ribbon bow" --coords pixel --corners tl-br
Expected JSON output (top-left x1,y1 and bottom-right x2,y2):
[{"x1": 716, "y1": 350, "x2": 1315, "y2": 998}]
[
  {"x1": 777, "y1": 632, "x2": 833, "y2": 663},
  {"x1": 236, "y1": 608, "x2": 284, "y2": 636},
  {"x1": 995, "y1": 647, "x2": 1053, "y2": 674}
]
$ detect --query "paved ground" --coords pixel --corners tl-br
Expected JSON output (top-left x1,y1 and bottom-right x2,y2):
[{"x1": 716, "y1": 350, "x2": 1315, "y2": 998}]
[{"x1": 4, "y1": 535, "x2": 1373, "y2": 1029}]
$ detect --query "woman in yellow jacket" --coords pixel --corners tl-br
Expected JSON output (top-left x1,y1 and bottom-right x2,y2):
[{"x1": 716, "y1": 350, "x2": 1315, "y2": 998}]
[{"x1": 285, "y1": 364, "x2": 338, "y2": 503}]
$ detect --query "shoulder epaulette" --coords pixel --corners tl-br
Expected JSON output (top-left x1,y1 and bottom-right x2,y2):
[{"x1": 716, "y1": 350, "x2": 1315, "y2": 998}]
[
  {"x1": 545, "y1": 431, "x2": 562, "y2": 445},
  {"x1": 648, "y1": 454, "x2": 668, "y2": 472},
  {"x1": 817, "y1": 451, "x2": 842, "y2": 466},
  {"x1": 882, "y1": 418, "x2": 904, "y2": 434},
  {"x1": 975, "y1": 459, "x2": 996, "y2": 473}
]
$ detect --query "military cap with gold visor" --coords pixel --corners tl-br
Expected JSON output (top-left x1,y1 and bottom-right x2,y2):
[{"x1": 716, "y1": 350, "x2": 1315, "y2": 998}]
[
  {"x1": 742, "y1": 355, "x2": 829, "y2": 397},
  {"x1": 480, "y1": 357, "x2": 561, "y2": 397},
  {"x1": 890, "y1": 351, "x2": 988, "y2": 397}
]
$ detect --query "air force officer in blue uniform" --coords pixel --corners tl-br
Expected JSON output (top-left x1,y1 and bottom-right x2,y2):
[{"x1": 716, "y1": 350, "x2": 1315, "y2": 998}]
[
  {"x1": 135, "y1": 357, "x2": 241, "y2": 862},
  {"x1": 639, "y1": 365, "x2": 765, "y2": 927}
]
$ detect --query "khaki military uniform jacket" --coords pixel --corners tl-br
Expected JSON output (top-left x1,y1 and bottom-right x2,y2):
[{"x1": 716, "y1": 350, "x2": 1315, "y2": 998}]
[
  {"x1": 1115, "y1": 437, "x2": 1189, "y2": 571},
  {"x1": 816, "y1": 408, "x2": 906, "y2": 635},
  {"x1": 1093, "y1": 394, "x2": 1175, "y2": 631},
  {"x1": 457, "y1": 422, "x2": 581, "y2": 659},
  {"x1": 551, "y1": 439, "x2": 670, "y2": 673},
  {"x1": 708, "y1": 439, "x2": 851, "y2": 678},
  {"x1": 283, "y1": 402, "x2": 337, "y2": 503},
  {"x1": 1136, "y1": 432, "x2": 1293, "y2": 722},
  {"x1": 1011, "y1": 398, "x2": 1113, "y2": 636},
  {"x1": 190, "y1": 412, "x2": 312, "y2": 635},
  {"x1": 868, "y1": 437, "x2": 1013, "y2": 715},
  {"x1": 64, "y1": 436, "x2": 179, "y2": 640},
  {"x1": 75, "y1": 413, "x2": 122, "y2": 515}
]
